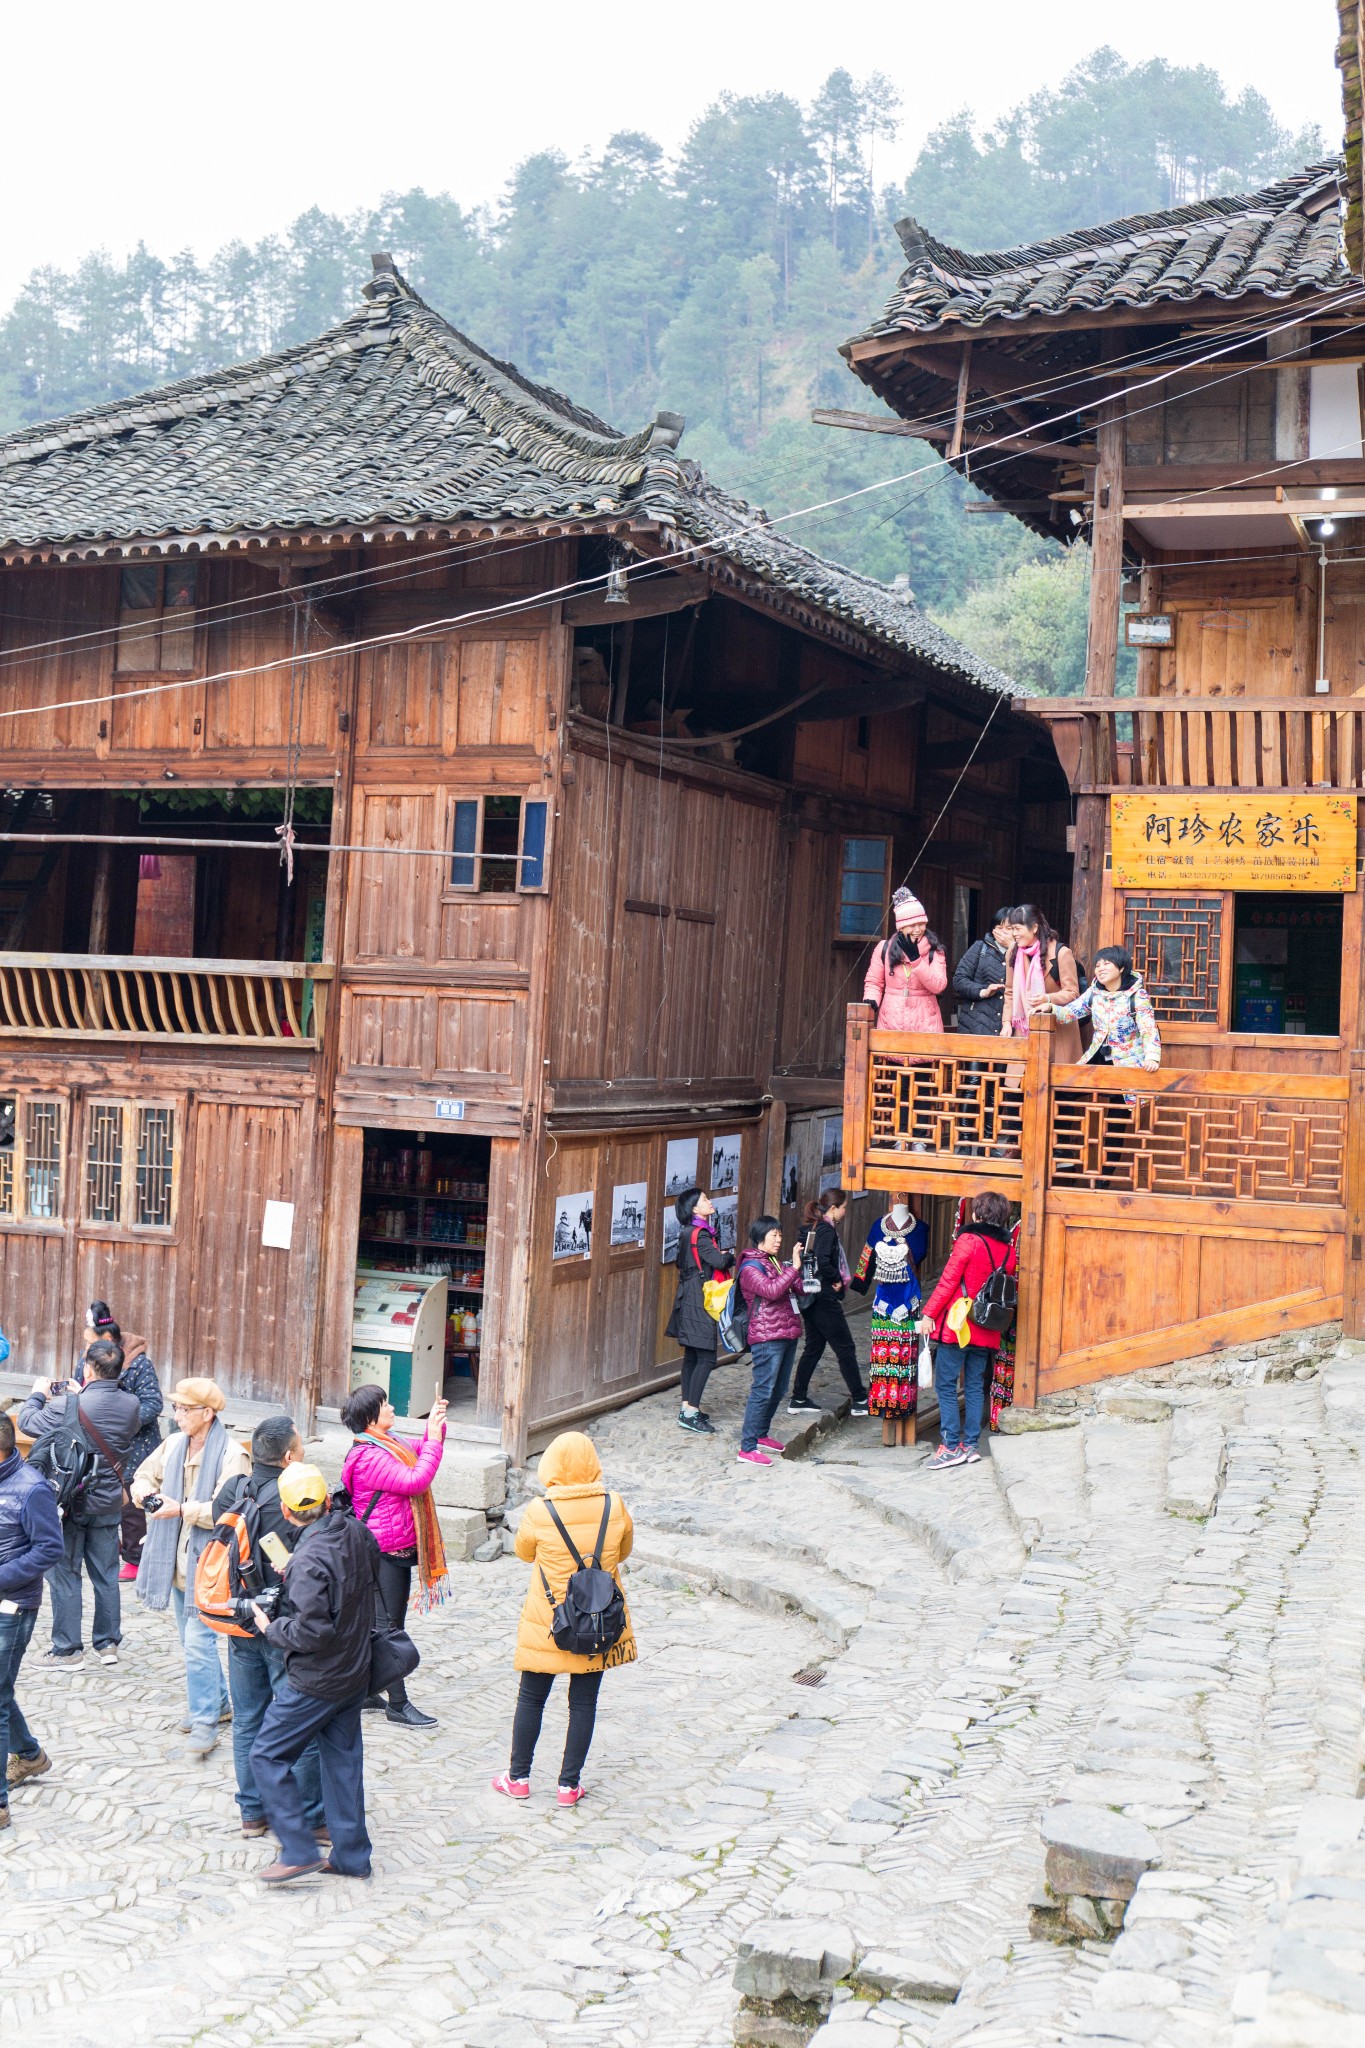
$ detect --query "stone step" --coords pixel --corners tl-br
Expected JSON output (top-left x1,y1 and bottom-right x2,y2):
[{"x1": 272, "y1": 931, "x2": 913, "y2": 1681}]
[
  {"x1": 818, "y1": 1457, "x2": 1027, "y2": 1585},
  {"x1": 990, "y1": 1424, "x2": 1090, "y2": 1549},
  {"x1": 1164, "y1": 1407, "x2": 1229, "y2": 1520},
  {"x1": 629, "y1": 1530, "x2": 873, "y2": 1650}
]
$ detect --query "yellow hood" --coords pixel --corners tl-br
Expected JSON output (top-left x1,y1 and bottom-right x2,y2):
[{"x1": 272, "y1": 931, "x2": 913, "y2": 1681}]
[{"x1": 537, "y1": 1430, "x2": 603, "y2": 1492}]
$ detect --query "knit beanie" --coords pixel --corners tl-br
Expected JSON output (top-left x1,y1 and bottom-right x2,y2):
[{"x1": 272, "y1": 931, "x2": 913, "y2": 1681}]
[{"x1": 892, "y1": 887, "x2": 926, "y2": 927}]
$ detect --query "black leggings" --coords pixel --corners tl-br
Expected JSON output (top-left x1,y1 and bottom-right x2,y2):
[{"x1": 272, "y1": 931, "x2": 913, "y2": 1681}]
[
  {"x1": 510, "y1": 1670, "x2": 604, "y2": 1787},
  {"x1": 793, "y1": 1295, "x2": 866, "y2": 1403},
  {"x1": 375, "y1": 1550, "x2": 415, "y2": 1706},
  {"x1": 680, "y1": 1346, "x2": 715, "y2": 1410}
]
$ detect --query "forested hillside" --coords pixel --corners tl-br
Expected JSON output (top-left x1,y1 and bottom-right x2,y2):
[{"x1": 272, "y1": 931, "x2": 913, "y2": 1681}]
[{"x1": 0, "y1": 49, "x2": 1323, "y2": 686}]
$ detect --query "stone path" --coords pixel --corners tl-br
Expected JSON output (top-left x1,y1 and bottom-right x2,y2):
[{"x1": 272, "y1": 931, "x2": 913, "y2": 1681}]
[{"x1": 1, "y1": 1327, "x2": 1362, "y2": 2048}]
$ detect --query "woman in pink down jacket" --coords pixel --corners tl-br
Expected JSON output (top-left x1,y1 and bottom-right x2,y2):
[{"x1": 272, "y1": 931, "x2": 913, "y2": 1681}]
[
  {"x1": 340, "y1": 1381, "x2": 448, "y2": 1729},
  {"x1": 862, "y1": 887, "x2": 948, "y2": 1034}
]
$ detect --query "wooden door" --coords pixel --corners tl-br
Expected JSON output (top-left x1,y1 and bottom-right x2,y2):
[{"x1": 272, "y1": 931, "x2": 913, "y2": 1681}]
[{"x1": 186, "y1": 1099, "x2": 307, "y2": 1400}]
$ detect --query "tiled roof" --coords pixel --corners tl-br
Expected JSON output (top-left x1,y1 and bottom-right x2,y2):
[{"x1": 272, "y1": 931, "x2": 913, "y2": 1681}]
[
  {"x1": 851, "y1": 163, "x2": 1352, "y2": 343},
  {"x1": 0, "y1": 261, "x2": 1019, "y2": 695}
]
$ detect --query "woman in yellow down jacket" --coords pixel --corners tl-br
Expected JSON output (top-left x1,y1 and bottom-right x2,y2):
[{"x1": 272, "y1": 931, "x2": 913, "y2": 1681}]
[{"x1": 491, "y1": 1431, "x2": 635, "y2": 1807}]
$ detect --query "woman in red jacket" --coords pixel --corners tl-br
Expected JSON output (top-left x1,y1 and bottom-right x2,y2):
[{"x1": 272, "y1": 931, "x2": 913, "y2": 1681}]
[{"x1": 916, "y1": 1190, "x2": 1018, "y2": 1470}]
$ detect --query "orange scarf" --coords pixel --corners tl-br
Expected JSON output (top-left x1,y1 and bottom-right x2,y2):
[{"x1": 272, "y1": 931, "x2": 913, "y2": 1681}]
[{"x1": 361, "y1": 1427, "x2": 449, "y2": 1612}]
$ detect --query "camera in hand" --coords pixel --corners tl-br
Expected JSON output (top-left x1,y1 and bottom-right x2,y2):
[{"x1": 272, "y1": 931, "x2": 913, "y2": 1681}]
[
  {"x1": 231, "y1": 1583, "x2": 282, "y2": 1631},
  {"x1": 142, "y1": 1494, "x2": 164, "y2": 1514}
]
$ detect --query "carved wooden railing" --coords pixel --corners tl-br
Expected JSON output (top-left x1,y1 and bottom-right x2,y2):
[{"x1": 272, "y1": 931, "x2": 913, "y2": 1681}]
[
  {"x1": 0, "y1": 954, "x2": 333, "y2": 1047},
  {"x1": 1026, "y1": 695, "x2": 1365, "y2": 792},
  {"x1": 1049, "y1": 1066, "x2": 1347, "y2": 1206}
]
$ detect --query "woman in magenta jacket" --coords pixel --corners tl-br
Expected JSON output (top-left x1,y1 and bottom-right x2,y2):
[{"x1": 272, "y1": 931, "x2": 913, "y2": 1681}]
[
  {"x1": 341, "y1": 1383, "x2": 448, "y2": 1728},
  {"x1": 735, "y1": 1215, "x2": 806, "y2": 1467},
  {"x1": 916, "y1": 1190, "x2": 1018, "y2": 1471}
]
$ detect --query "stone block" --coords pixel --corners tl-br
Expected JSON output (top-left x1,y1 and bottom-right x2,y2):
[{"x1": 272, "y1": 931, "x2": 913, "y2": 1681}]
[
  {"x1": 437, "y1": 1505, "x2": 488, "y2": 1562},
  {"x1": 996, "y1": 1405, "x2": 1081, "y2": 1434},
  {"x1": 1097, "y1": 1388, "x2": 1174, "y2": 1424},
  {"x1": 734, "y1": 2013, "x2": 815, "y2": 2048},
  {"x1": 732, "y1": 1920, "x2": 854, "y2": 2004},
  {"x1": 1041, "y1": 1803, "x2": 1163, "y2": 1900},
  {"x1": 1165, "y1": 1412, "x2": 1227, "y2": 1519},
  {"x1": 853, "y1": 1951, "x2": 962, "y2": 2003},
  {"x1": 432, "y1": 1449, "x2": 508, "y2": 1512}
]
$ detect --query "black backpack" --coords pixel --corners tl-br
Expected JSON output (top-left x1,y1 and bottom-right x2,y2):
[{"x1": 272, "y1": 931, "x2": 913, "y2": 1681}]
[
  {"x1": 539, "y1": 1494, "x2": 627, "y2": 1658},
  {"x1": 970, "y1": 1241, "x2": 1018, "y2": 1334},
  {"x1": 29, "y1": 1395, "x2": 100, "y2": 1523}
]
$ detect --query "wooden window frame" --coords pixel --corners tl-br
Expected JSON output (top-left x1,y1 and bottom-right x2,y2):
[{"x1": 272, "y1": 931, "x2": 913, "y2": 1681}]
[
  {"x1": 114, "y1": 560, "x2": 201, "y2": 677},
  {"x1": 79, "y1": 1096, "x2": 181, "y2": 1238},
  {"x1": 836, "y1": 834, "x2": 891, "y2": 941},
  {"x1": 443, "y1": 791, "x2": 552, "y2": 898},
  {"x1": 0, "y1": 1091, "x2": 68, "y2": 1232}
]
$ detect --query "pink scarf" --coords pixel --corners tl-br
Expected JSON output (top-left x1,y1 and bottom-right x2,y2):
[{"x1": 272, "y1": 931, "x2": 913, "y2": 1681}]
[{"x1": 1010, "y1": 941, "x2": 1046, "y2": 1035}]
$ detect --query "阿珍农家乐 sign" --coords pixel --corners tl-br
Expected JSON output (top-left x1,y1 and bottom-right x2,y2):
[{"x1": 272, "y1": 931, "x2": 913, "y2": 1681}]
[{"x1": 1111, "y1": 794, "x2": 1357, "y2": 891}]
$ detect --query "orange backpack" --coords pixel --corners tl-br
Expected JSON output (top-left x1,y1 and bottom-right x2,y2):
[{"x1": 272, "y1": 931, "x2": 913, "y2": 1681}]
[{"x1": 194, "y1": 1487, "x2": 263, "y2": 1638}]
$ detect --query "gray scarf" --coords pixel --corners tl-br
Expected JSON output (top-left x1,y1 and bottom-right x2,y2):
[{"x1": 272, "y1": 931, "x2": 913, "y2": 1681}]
[{"x1": 136, "y1": 1417, "x2": 228, "y2": 1613}]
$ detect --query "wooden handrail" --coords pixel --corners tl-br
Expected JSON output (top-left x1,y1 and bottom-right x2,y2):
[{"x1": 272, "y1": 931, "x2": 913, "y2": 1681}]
[
  {"x1": 0, "y1": 951, "x2": 334, "y2": 977},
  {"x1": 0, "y1": 956, "x2": 331, "y2": 1048},
  {"x1": 1022, "y1": 696, "x2": 1365, "y2": 715}
]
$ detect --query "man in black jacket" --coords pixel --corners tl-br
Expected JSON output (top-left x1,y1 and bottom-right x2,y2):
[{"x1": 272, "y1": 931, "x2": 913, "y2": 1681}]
[
  {"x1": 952, "y1": 909, "x2": 1013, "y2": 1036},
  {"x1": 0, "y1": 1408, "x2": 64, "y2": 1830},
  {"x1": 210, "y1": 1415, "x2": 326, "y2": 1843},
  {"x1": 20, "y1": 1341, "x2": 140, "y2": 1670},
  {"x1": 249, "y1": 1463, "x2": 378, "y2": 1883}
]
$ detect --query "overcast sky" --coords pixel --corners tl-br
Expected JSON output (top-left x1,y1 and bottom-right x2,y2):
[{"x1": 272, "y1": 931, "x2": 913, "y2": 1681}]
[{"x1": 0, "y1": 0, "x2": 1343, "y2": 308}]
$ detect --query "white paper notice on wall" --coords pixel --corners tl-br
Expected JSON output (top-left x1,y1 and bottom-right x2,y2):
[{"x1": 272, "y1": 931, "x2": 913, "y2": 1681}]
[{"x1": 261, "y1": 1200, "x2": 295, "y2": 1250}]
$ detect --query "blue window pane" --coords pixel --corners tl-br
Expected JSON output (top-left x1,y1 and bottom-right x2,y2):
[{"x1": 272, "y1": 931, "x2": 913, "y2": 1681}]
[
  {"x1": 520, "y1": 801, "x2": 548, "y2": 889},
  {"x1": 841, "y1": 871, "x2": 883, "y2": 904},
  {"x1": 840, "y1": 903, "x2": 883, "y2": 937},
  {"x1": 842, "y1": 837, "x2": 886, "y2": 871},
  {"x1": 451, "y1": 800, "x2": 478, "y2": 887}
]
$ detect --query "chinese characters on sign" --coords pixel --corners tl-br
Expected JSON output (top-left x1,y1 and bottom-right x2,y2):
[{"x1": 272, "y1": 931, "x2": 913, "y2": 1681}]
[{"x1": 1111, "y1": 795, "x2": 1357, "y2": 892}]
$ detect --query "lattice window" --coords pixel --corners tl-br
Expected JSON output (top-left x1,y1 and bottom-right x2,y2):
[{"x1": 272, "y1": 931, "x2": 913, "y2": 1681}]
[
  {"x1": 1050, "y1": 1083, "x2": 1345, "y2": 1206},
  {"x1": 867, "y1": 1048, "x2": 1024, "y2": 1164},
  {"x1": 82, "y1": 1099, "x2": 177, "y2": 1231},
  {"x1": 1123, "y1": 894, "x2": 1222, "y2": 1024},
  {"x1": 23, "y1": 1099, "x2": 63, "y2": 1220}
]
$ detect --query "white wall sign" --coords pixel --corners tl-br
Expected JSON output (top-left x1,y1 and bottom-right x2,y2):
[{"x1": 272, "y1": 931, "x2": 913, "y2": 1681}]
[
  {"x1": 261, "y1": 1200, "x2": 295, "y2": 1250},
  {"x1": 434, "y1": 1099, "x2": 466, "y2": 1121}
]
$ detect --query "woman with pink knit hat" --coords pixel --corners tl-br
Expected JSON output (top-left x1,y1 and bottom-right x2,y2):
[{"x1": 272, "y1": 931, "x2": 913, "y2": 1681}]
[{"x1": 862, "y1": 889, "x2": 948, "y2": 1035}]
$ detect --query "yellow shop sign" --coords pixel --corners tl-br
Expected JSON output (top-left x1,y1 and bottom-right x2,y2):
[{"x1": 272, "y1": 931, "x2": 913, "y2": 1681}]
[{"x1": 1111, "y1": 793, "x2": 1357, "y2": 892}]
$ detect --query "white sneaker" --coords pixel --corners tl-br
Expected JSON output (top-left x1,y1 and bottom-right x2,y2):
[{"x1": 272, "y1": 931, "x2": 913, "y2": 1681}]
[
  {"x1": 41, "y1": 1650, "x2": 84, "y2": 1671},
  {"x1": 98, "y1": 1646, "x2": 119, "y2": 1666}
]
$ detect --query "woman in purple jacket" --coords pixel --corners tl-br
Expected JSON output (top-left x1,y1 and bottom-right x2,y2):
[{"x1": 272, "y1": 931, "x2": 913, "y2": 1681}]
[
  {"x1": 735, "y1": 1216, "x2": 806, "y2": 1467},
  {"x1": 340, "y1": 1384, "x2": 447, "y2": 1728}
]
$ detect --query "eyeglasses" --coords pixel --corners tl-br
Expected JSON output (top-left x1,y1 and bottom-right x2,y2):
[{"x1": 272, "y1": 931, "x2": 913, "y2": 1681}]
[{"x1": 171, "y1": 1402, "x2": 208, "y2": 1415}]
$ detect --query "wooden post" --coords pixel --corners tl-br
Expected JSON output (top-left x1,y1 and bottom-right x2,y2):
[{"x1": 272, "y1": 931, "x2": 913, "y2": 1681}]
[
  {"x1": 1344, "y1": 1049, "x2": 1365, "y2": 1341},
  {"x1": 948, "y1": 343, "x2": 972, "y2": 463},
  {"x1": 1086, "y1": 389, "x2": 1125, "y2": 700},
  {"x1": 1070, "y1": 794, "x2": 1107, "y2": 967},
  {"x1": 842, "y1": 1002, "x2": 873, "y2": 1191},
  {"x1": 1011, "y1": 1008, "x2": 1054, "y2": 1409}
]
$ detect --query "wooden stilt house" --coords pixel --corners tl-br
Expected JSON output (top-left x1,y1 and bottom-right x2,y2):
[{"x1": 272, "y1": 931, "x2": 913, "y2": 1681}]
[
  {"x1": 0, "y1": 257, "x2": 1066, "y2": 1452},
  {"x1": 837, "y1": 160, "x2": 1365, "y2": 1401}
]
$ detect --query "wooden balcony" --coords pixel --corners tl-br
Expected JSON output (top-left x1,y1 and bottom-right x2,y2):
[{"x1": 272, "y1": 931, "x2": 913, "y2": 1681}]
[
  {"x1": 842, "y1": 1005, "x2": 1353, "y2": 1403},
  {"x1": 1026, "y1": 695, "x2": 1365, "y2": 792},
  {"x1": 0, "y1": 954, "x2": 332, "y2": 1048}
]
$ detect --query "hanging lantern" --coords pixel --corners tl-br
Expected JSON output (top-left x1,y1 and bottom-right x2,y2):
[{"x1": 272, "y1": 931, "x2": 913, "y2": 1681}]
[{"x1": 604, "y1": 566, "x2": 630, "y2": 606}]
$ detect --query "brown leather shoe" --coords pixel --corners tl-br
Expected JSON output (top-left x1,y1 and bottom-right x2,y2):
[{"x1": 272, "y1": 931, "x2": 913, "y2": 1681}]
[
  {"x1": 0, "y1": 1806, "x2": 10, "y2": 1830},
  {"x1": 258, "y1": 1858, "x2": 325, "y2": 1884},
  {"x1": 7, "y1": 1748, "x2": 50, "y2": 1787},
  {"x1": 320, "y1": 1860, "x2": 371, "y2": 1879},
  {"x1": 241, "y1": 1819, "x2": 268, "y2": 1838}
]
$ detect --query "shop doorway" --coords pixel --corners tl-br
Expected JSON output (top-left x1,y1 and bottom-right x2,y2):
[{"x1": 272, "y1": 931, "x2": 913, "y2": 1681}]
[
  {"x1": 352, "y1": 1127, "x2": 491, "y2": 1418},
  {"x1": 1232, "y1": 894, "x2": 1343, "y2": 1036}
]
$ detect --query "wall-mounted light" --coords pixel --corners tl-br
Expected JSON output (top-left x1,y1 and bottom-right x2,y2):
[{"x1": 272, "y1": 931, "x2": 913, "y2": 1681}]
[{"x1": 1319, "y1": 516, "x2": 1337, "y2": 538}]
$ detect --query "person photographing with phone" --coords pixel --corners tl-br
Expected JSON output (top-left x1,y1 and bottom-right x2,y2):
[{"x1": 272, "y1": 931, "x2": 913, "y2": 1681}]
[
  {"x1": 339, "y1": 1386, "x2": 449, "y2": 1727},
  {"x1": 0, "y1": 1407, "x2": 64, "y2": 1831}
]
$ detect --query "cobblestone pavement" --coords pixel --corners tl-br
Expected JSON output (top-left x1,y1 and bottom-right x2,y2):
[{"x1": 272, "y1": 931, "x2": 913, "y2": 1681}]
[{"x1": 2, "y1": 1326, "x2": 1363, "y2": 2048}]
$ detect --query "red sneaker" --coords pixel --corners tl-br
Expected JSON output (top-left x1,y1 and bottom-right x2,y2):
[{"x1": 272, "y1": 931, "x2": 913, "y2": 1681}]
[
  {"x1": 557, "y1": 1784, "x2": 587, "y2": 1807},
  {"x1": 490, "y1": 1773, "x2": 530, "y2": 1800},
  {"x1": 118, "y1": 1563, "x2": 138, "y2": 1582},
  {"x1": 757, "y1": 1436, "x2": 785, "y2": 1453},
  {"x1": 736, "y1": 1449, "x2": 772, "y2": 1466}
]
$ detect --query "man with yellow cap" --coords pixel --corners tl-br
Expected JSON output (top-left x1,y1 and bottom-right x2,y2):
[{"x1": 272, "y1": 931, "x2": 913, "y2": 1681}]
[
  {"x1": 248, "y1": 1462, "x2": 380, "y2": 1883},
  {"x1": 131, "y1": 1378, "x2": 248, "y2": 1757}
]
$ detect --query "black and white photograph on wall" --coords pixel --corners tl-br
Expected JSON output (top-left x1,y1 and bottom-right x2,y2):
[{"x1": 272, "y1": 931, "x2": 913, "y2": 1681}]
[
  {"x1": 821, "y1": 1116, "x2": 843, "y2": 1170},
  {"x1": 661, "y1": 1202, "x2": 682, "y2": 1267},
  {"x1": 712, "y1": 1193, "x2": 738, "y2": 1255},
  {"x1": 664, "y1": 1136, "x2": 699, "y2": 1199},
  {"x1": 782, "y1": 1152, "x2": 799, "y2": 1207},
  {"x1": 552, "y1": 1191, "x2": 593, "y2": 1260},
  {"x1": 610, "y1": 1181, "x2": 648, "y2": 1248},
  {"x1": 710, "y1": 1133, "x2": 741, "y2": 1192}
]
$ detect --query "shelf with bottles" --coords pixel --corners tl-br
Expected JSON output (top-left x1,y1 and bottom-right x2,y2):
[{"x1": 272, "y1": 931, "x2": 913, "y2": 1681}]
[
  {"x1": 360, "y1": 1181, "x2": 489, "y2": 1202},
  {"x1": 359, "y1": 1208, "x2": 488, "y2": 1249}
]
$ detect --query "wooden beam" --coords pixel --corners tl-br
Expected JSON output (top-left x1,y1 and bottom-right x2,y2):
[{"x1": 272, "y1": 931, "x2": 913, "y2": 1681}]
[
  {"x1": 1123, "y1": 495, "x2": 1365, "y2": 520},
  {"x1": 564, "y1": 571, "x2": 709, "y2": 627},
  {"x1": 812, "y1": 408, "x2": 1097, "y2": 466},
  {"x1": 948, "y1": 343, "x2": 972, "y2": 461},
  {"x1": 1123, "y1": 460, "x2": 1365, "y2": 491},
  {"x1": 1086, "y1": 381, "x2": 1125, "y2": 697},
  {"x1": 844, "y1": 289, "x2": 1351, "y2": 360}
]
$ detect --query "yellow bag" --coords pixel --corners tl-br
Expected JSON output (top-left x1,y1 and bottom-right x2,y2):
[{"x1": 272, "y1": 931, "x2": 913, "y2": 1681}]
[
  {"x1": 945, "y1": 1293, "x2": 973, "y2": 1341},
  {"x1": 703, "y1": 1277, "x2": 732, "y2": 1322}
]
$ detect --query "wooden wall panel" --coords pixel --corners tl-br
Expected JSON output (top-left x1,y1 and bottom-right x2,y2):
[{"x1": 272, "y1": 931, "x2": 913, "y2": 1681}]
[
  {"x1": 349, "y1": 791, "x2": 436, "y2": 962},
  {"x1": 362, "y1": 639, "x2": 447, "y2": 750},
  {"x1": 438, "y1": 900, "x2": 523, "y2": 963},
  {"x1": 433, "y1": 995, "x2": 522, "y2": 1080},
  {"x1": 0, "y1": 1231, "x2": 69, "y2": 1375},
  {"x1": 185, "y1": 1098, "x2": 310, "y2": 1402},
  {"x1": 453, "y1": 636, "x2": 543, "y2": 750},
  {"x1": 0, "y1": 567, "x2": 113, "y2": 752},
  {"x1": 71, "y1": 1238, "x2": 181, "y2": 1382},
  {"x1": 549, "y1": 749, "x2": 617, "y2": 1081},
  {"x1": 203, "y1": 565, "x2": 344, "y2": 751}
]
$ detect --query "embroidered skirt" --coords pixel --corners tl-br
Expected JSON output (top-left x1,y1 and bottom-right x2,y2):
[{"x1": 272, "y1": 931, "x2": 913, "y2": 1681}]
[{"x1": 867, "y1": 1313, "x2": 918, "y2": 1417}]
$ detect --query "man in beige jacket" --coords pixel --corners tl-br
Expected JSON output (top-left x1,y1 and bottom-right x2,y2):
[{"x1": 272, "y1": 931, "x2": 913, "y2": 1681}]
[{"x1": 132, "y1": 1378, "x2": 248, "y2": 1758}]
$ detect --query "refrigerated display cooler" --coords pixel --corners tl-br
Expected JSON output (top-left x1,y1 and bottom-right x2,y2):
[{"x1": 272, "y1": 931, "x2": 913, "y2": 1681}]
[{"x1": 350, "y1": 1266, "x2": 448, "y2": 1419}]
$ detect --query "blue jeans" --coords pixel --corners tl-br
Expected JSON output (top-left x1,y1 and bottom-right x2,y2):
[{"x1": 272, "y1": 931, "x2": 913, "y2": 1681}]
[
  {"x1": 171, "y1": 1584, "x2": 230, "y2": 1734},
  {"x1": 741, "y1": 1338, "x2": 797, "y2": 1452},
  {"x1": 0, "y1": 1605, "x2": 40, "y2": 1808},
  {"x1": 933, "y1": 1341, "x2": 992, "y2": 1450},
  {"x1": 229, "y1": 1633, "x2": 325, "y2": 1828},
  {"x1": 252, "y1": 1679, "x2": 371, "y2": 1875},
  {"x1": 49, "y1": 1518, "x2": 122, "y2": 1654}
]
